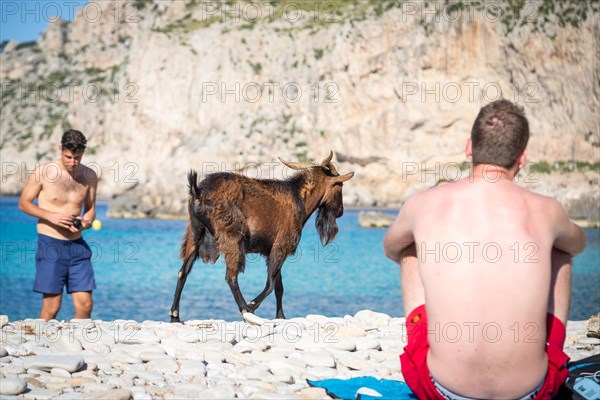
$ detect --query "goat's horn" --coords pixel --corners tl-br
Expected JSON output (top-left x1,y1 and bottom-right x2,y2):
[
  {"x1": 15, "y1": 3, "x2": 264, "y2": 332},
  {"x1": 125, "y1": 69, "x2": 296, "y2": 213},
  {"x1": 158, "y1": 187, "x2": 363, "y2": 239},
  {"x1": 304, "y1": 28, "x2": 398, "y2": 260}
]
[
  {"x1": 278, "y1": 157, "x2": 319, "y2": 170},
  {"x1": 328, "y1": 163, "x2": 339, "y2": 175},
  {"x1": 320, "y1": 151, "x2": 334, "y2": 167}
]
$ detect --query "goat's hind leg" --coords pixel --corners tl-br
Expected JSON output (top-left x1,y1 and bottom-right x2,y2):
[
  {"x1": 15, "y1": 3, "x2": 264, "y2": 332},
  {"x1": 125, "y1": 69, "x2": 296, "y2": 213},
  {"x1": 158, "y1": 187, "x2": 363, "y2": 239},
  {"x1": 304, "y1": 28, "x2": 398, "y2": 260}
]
[
  {"x1": 223, "y1": 243, "x2": 250, "y2": 314},
  {"x1": 169, "y1": 248, "x2": 198, "y2": 323}
]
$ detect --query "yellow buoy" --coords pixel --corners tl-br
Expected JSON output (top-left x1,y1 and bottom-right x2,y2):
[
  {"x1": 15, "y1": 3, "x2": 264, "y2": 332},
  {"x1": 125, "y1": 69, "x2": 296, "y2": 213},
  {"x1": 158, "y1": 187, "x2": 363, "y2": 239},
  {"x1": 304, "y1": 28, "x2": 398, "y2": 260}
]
[{"x1": 92, "y1": 220, "x2": 102, "y2": 230}]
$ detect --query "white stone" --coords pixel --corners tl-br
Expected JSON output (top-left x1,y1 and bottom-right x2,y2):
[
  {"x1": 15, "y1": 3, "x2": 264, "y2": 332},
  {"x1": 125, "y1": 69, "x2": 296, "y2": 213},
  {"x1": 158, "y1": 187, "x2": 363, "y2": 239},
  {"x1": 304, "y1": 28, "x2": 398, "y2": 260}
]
[
  {"x1": 22, "y1": 388, "x2": 60, "y2": 399},
  {"x1": 290, "y1": 351, "x2": 335, "y2": 368},
  {"x1": 172, "y1": 383, "x2": 209, "y2": 398},
  {"x1": 115, "y1": 329, "x2": 160, "y2": 345},
  {"x1": 354, "y1": 337, "x2": 381, "y2": 350},
  {"x1": 335, "y1": 351, "x2": 374, "y2": 371},
  {"x1": 203, "y1": 350, "x2": 225, "y2": 364},
  {"x1": 198, "y1": 383, "x2": 236, "y2": 399},
  {"x1": 264, "y1": 373, "x2": 294, "y2": 384},
  {"x1": 108, "y1": 349, "x2": 142, "y2": 364},
  {"x1": 0, "y1": 315, "x2": 8, "y2": 328},
  {"x1": 332, "y1": 338, "x2": 357, "y2": 351},
  {"x1": 146, "y1": 359, "x2": 179, "y2": 373},
  {"x1": 177, "y1": 359, "x2": 207, "y2": 377},
  {"x1": 138, "y1": 351, "x2": 172, "y2": 362},
  {"x1": 238, "y1": 364, "x2": 271, "y2": 380},
  {"x1": 0, "y1": 347, "x2": 8, "y2": 358},
  {"x1": 1, "y1": 364, "x2": 26, "y2": 374},
  {"x1": 354, "y1": 310, "x2": 391, "y2": 330},
  {"x1": 24, "y1": 355, "x2": 85, "y2": 373},
  {"x1": 50, "y1": 367, "x2": 72, "y2": 377},
  {"x1": 0, "y1": 376, "x2": 27, "y2": 395},
  {"x1": 52, "y1": 336, "x2": 84, "y2": 352},
  {"x1": 334, "y1": 324, "x2": 368, "y2": 339},
  {"x1": 243, "y1": 313, "x2": 267, "y2": 326},
  {"x1": 305, "y1": 366, "x2": 338, "y2": 380},
  {"x1": 579, "y1": 337, "x2": 600, "y2": 345}
]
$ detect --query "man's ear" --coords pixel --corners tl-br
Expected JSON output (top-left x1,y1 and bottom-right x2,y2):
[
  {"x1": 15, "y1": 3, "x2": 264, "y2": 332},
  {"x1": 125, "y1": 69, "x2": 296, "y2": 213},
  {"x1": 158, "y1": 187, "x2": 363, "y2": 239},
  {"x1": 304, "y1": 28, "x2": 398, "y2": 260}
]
[
  {"x1": 59, "y1": 145, "x2": 63, "y2": 152},
  {"x1": 465, "y1": 139, "x2": 473, "y2": 160},
  {"x1": 517, "y1": 148, "x2": 527, "y2": 169}
]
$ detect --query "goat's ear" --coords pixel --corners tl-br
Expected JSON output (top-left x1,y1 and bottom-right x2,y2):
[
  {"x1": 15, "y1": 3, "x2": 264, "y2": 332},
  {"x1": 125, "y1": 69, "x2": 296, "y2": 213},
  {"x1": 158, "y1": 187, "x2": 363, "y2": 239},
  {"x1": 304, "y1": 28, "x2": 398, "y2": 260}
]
[{"x1": 330, "y1": 172, "x2": 354, "y2": 183}]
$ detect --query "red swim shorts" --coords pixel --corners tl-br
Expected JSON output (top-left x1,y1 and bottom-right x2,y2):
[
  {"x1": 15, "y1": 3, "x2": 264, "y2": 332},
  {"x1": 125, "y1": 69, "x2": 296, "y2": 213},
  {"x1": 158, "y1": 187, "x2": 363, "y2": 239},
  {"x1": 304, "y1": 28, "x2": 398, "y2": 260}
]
[{"x1": 399, "y1": 305, "x2": 570, "y2": 400}]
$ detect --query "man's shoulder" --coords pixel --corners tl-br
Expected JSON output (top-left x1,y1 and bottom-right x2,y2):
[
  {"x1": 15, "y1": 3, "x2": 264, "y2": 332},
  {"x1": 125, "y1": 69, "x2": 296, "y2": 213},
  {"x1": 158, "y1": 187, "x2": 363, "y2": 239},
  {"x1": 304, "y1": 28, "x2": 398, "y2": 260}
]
[{"x1": 76, "y1": 165, "x2": 99, "y2": 184}]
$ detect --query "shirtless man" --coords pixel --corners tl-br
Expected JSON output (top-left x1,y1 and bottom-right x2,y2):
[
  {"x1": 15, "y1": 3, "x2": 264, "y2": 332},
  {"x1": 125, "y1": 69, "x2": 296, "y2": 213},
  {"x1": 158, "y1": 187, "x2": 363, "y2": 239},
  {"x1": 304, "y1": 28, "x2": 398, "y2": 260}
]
[
  {"x1": 19, "y1": 130, "x2": 98, "y2": 320},
  {"x1": 384, "y1": 100, "x2": 586, "y2": 399}
]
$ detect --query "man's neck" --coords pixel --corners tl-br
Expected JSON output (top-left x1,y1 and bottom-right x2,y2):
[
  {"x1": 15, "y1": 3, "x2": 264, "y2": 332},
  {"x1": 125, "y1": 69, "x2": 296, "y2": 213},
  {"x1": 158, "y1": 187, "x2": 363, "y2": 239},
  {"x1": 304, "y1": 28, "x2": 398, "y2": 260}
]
[{"x1": 470, "y1": 164, "x2": 517, "y2": 181}]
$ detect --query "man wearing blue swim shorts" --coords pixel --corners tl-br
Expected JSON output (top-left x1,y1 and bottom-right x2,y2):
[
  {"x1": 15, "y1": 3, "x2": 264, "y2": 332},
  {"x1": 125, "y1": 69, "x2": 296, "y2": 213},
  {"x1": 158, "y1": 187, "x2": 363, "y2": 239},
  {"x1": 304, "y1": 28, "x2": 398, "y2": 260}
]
[{"x1": 19, "y1": 130, "x2": 98, "y2": 320}]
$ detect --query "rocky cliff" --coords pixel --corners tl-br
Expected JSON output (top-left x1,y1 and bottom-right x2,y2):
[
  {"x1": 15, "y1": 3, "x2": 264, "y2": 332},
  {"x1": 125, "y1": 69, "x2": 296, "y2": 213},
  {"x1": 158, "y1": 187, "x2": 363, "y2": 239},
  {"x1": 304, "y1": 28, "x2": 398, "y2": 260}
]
[{"x1": 1, "y1": 0, "x2": 598, "y2": 223}]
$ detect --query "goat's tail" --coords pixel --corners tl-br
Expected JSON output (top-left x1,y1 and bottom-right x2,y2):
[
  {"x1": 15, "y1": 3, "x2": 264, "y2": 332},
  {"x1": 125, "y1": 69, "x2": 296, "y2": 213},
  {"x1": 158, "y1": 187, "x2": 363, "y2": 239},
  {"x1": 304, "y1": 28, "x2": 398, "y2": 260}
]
[{"x1": 188, "y1": 170, "x2": 200, "y2": 199}]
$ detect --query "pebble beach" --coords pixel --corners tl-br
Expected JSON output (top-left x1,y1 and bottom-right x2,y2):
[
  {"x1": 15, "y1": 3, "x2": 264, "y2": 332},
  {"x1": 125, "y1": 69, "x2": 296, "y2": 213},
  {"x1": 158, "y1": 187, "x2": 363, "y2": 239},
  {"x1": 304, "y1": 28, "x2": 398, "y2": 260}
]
[{"x1": 0, "y1": 312, "x2": 599, "y2": 399}]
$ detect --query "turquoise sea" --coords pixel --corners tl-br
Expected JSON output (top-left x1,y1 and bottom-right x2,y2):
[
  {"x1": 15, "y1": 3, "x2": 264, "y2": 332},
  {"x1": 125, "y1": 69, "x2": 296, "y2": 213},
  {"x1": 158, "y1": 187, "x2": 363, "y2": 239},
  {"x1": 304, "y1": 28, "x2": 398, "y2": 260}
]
[{"x1": 1, "y1": 196, "x2": 598, "y2": 322}]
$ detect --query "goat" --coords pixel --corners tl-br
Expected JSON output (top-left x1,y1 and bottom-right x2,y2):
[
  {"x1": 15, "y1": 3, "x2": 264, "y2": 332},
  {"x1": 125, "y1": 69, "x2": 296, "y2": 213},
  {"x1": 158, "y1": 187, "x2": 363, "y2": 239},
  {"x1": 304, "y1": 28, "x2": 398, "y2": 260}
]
[{"x1": 169, "y1": 152, "x2": 354, "y2": 321}]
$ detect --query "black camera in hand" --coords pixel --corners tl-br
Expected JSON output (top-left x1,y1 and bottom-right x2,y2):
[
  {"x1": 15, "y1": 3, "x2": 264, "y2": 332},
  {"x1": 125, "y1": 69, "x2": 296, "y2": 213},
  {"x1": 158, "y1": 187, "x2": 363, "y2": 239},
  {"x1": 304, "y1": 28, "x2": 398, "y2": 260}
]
[{"x1": 72, "y1": 216, "x2": 83, "y2": 230}]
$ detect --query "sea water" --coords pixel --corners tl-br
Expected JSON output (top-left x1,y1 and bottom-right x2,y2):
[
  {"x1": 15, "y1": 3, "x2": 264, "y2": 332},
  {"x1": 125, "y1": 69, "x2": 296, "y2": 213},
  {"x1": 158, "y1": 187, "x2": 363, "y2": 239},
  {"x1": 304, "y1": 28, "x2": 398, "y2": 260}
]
[{"x1": 1, "y1": 196, "x2": 598, "y2": 322}]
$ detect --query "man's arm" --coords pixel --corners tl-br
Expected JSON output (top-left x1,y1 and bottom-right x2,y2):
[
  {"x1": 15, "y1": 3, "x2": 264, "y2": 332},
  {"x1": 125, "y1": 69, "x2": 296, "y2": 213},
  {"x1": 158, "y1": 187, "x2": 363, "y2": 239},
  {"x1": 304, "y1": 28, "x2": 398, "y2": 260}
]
[
  {"x1": 79, "y1": 171, "x2": 98, "y2": 230},
  {"x1": 18, "y1": 166, "x2": 74, "y2": 229},
  {"x1": 383, "y1": 196, "x2": 417, "y2": 264},
  {"x1": 551, "y1": 199, "x2": 587, "y2": 257}
]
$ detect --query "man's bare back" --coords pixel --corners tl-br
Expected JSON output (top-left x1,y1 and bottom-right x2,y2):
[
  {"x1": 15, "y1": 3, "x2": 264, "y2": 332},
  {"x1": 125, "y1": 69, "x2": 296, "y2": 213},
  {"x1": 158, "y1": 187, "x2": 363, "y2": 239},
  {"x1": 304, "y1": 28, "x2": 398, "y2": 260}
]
[
  {"x1": 384, "y1": 100, "x2": 586, "y2": 399},
  {"x1": 400, "y1": 170, "x2": 581, "y2": 396}
]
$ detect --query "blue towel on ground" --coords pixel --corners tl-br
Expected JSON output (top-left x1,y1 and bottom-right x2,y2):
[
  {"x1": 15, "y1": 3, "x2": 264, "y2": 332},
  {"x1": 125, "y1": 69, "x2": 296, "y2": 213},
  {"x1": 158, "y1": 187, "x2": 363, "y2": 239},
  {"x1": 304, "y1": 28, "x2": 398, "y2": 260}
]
[{"x1": 307, "y1": 377, "x2": 417, "y2": 400}]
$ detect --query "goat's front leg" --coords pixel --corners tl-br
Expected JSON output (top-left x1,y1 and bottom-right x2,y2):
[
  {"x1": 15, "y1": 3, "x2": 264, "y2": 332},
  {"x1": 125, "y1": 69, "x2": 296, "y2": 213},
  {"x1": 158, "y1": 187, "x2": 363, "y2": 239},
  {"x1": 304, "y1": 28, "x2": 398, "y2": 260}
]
[
  {"x1": 274, "y1": 272, "x2": 285, "y2": 319},
  {"x1": 169, "y1": 251, "x2": 197, "y2": 323},
  {"x1": 247, "y1": 251, "x2": 286, "y2": 314}
]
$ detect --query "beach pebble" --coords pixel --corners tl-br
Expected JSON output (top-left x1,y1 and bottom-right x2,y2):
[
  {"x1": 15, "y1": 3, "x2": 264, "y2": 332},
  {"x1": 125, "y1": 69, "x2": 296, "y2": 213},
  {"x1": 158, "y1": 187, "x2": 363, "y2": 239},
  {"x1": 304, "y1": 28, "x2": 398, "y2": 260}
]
[
  {"x1": 178, "y1": 359, "x2": 207, "y2": 377},
  {"x1": 335, "y1": 351, "x2": 373, "y2": 370},
  {"x1": 24, "y1": 355, "x2": 85, "y2": 373},
  {"x1": 332, "y1": 338, "x2": 357, "y2": 351},
  {"x1": 138, "y1": 351, "x2": 171, "y2": 362},
  {"x1": 290, "y1": 351, "x2": 335, "y2": 368},
  {"x1": 199, "y1": 383, "x2": 236, "y2": 399},
  {"x1": 243, "y1": 312, "x2": 267, "y2": 326},
  {"x1": 239, "y1": 364, "x2": 271, "y2": 380},
  {"x1": 52, "y1": 336, "x2": 84, "y2": 353},
  {"x1": 334, "y1": 324, "x2": 367, "y2": 338},
  {"x1": 0, "y1": 315, "x2": 8, "y2": 328},
  {"x1": 355, "y1": 310, "x2": 391, "y2": 330},
  {"x1": 23, "y1": 388, "x2": 60, "y2": 399},
  {"x1": 1, "y1": 363, "x2": 26, "y2": 374},
  {"x1": 354, "y1": 337, "x2": 381, "y2": 351},
  {"x1": 579, "y1": 337, "x2": 600, "y2": 345},
  {"x1": 50, "y1": 367, "x2": 72, "y2": 377},
  {"x1": 96, "y1": 389, "x2": 133, "y2": 400},
  {"x1": 0, "y1": 347, "x2": 8, "y2": 358},
  {"x1": 0, "y1": 376, "x2": 27, "y2": 395},
  {"x1": 146, "y1": 359, "x2": 179, "y2": 373}
]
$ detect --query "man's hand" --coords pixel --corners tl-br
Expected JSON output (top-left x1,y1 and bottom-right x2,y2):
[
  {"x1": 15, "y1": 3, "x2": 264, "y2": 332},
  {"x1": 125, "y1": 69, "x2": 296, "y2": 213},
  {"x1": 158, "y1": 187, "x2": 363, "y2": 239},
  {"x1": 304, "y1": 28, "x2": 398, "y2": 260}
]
[
  {"x1": 44, "y1": 212, "x2": 76, "y2": 229},
  {"x1": 67, "y1": 217, "x2": 91, "y2": 232}
]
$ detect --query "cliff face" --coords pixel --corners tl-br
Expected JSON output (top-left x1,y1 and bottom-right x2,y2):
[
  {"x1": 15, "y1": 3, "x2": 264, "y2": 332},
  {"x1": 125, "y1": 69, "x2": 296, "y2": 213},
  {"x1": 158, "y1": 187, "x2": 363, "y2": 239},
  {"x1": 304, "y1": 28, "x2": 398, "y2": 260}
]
[{"x1": 1, "y1": 1, "x2": 598, "y2": 221}]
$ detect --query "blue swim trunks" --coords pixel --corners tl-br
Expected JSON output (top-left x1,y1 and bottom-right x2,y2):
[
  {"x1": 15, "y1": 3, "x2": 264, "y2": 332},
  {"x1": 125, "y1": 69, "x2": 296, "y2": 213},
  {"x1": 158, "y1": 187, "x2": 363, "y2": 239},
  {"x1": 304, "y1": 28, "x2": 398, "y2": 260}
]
[{"x1": 34, "y1": 234, "x2": 96, "y2": 294}]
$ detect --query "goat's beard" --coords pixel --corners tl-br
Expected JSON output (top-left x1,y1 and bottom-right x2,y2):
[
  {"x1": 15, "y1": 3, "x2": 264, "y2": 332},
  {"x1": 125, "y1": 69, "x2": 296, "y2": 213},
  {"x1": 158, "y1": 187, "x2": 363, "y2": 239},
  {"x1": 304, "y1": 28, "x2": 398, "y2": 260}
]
[{"x1": 316, "y1": 204, "x2": 339, "y2": 246}]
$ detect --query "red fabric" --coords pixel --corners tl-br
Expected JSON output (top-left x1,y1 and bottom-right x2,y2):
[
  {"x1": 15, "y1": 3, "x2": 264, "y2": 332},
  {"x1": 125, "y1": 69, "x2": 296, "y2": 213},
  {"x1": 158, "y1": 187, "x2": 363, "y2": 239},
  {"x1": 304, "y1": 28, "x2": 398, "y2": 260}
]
[{"x1": 399, "y1": 305, "x2": 570, "y2": 400}]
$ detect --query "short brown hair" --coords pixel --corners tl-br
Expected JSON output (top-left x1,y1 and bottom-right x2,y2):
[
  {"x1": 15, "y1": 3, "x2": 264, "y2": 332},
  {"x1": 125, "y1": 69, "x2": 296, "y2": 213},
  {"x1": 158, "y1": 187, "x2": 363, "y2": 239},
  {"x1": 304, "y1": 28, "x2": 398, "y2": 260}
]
[
  {"x1": 471, "y1": 100, "x2": 529, "y2": 168},
  {"x1": 61, "y1": 129, "x2": 87, "y2": 152}
]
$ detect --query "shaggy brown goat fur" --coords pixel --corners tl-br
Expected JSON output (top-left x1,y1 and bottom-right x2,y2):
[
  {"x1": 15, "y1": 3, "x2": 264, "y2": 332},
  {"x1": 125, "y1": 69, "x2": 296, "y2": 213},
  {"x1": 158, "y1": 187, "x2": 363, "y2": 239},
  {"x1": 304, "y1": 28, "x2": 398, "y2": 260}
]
[{"x1": 169, "y1": 152, "x2": 354, "y2": 321}]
